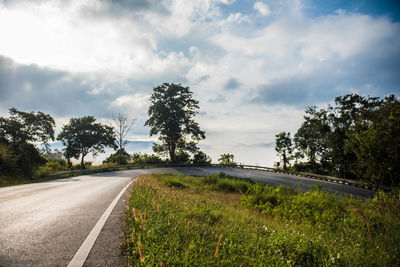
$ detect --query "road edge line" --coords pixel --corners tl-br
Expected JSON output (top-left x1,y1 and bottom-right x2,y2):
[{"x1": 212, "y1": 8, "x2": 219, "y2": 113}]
[{"x1": 67, "y1": 180, "x2": 133, "y2": 267}]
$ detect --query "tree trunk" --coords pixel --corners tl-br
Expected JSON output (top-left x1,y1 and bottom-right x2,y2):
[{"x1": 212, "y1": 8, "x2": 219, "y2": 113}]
[
  {"x1": 283, "y1": 153, "x2": 287, "y2": 170},
  {"x1": 81, "y1": 154, "x2": 86, "y2": 169},
  {"x1": 169, "y1": 142, "x2": 176, "y2": 163}
]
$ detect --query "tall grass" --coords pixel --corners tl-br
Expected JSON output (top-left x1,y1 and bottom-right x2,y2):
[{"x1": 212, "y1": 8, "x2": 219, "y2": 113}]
[{"x1": 123, "y1": 174, "x2": 400, "y2": 266}]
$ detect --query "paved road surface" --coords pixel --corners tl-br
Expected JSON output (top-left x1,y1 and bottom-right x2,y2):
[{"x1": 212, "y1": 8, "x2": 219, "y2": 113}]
[{"x1": 0, "y1": 167, "x2": 374, "y2": 266}]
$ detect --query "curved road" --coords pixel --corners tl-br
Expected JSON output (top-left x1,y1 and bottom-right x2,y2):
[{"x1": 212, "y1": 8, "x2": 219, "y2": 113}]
[{"x1": 0, "y1": 167, "x2": 374, "y2": 266}]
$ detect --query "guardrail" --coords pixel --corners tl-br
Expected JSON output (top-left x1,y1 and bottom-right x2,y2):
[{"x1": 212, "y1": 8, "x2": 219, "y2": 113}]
[
  {"x1": 45, "y1": 163, "x2": 389, "y2": 192},
  {"x1": 211, "y1": 164, "x2": 390, "y2": 192}
]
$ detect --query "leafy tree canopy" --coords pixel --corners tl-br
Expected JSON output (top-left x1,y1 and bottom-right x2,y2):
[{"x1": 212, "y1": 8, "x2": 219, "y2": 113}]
[
  {"x1": 0, "y1": 107, "x2": 55, "y2": 145},
  {"x1": 145, "y1": 83, "x2": 205, "y2": 163},
  {"x1": 275, "y1": 131, "x2": 293, "y2": 170},
  {"x1": 218, "y1": 153, "x2": 235, "y2": 165},
  {"x1": 192, "y1": 151, "x2": 212, "y2": 165},
  {"x1": 282, "y1": 93, "x2": 399, "y2": 186},
  {"x1": 57, "y1": 116, "x2": 116, "y2": 168}
]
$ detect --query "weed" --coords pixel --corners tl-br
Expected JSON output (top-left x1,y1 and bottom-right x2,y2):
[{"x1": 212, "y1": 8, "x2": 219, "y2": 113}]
[{"x1": 123, "y1": 174, "x2": 400, "y2": 266}]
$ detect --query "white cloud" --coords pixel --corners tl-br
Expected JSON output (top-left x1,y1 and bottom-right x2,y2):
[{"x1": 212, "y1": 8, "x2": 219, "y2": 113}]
[
  {"x1": 0, "y1": 0, "x2": 192, "y2": 79},
  {"x1": 253, "y1": 1, "x2": 270, "y2": 16},
  {"x1": 109, "y1": 93, "x2": 150, "y2": 115}
]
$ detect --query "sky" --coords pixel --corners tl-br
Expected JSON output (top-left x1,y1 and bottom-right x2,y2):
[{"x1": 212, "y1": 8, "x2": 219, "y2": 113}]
[{"x1": 0, "y1": 0, "x2": 399, "y2": 166}]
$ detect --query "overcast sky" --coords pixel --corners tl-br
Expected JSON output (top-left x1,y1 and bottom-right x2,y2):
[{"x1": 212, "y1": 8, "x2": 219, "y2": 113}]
[{"x1": 0, "y1": 0, "x2": 399, "y2": 166}]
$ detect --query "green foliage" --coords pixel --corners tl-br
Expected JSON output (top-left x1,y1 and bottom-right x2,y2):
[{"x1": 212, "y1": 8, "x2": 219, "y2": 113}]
[
  {"x1": 288, "y1": 94, "x2": 400, "y2": 186},
  {"x1": 0, "y1": 143, "x2": 18, "y2": 174},
  {"x1": 145, "y1": 83, "x2": 206, "y2": 162},
  {"x1": 163, "y1": 178, "x2": 186, "y2": 188},
  {"x1": 57, "y1": 116, "x2": 116, "y2": 168},
  {"x1": 275, "y1": 131, "x2": 293, "y2": 170},
  {"x1": 0, "y1": 108, "x2": 55, "y2": 179},
  {"x1": 131, "y1": 152, "x2": 164, "y2": 164},
  {"x1": 103, "y1": 149, "x2": 132, "y2": 165},
  {"x1": 124, "y1": 174, "x2": 400, "y2": 266},
  {"x1": 192, "y1": 151, "x2": 212, "y2": 165},
  {"x1": 204, "y1": 174, "x2": 253, "y2": 193},
  {"x1": 17, "y1": 143, "x2": 47, "y2": 176},
  {"x1": 218, "y1": 153, "x2": 235, "y2": 165},
  {"x1": 0, "y1": 107, "x2": 55, "y2": 145},
  {"x1": 40, "y1": 147, "x2": 66, "y2": 165},
  {"x1": 35, "y1": 161, "x2": 67, "y2": 177},
  {"x1": 346, "y1": 96, "x2": 400, "y2": 186}
]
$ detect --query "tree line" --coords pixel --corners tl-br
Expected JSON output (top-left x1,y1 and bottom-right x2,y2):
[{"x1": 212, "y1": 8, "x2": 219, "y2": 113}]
[
  {"x1": 0, "y1": 83, "x2": 217, "y2": 180},
  {"x1": 2, "y1": 83, "x2": 397, "y2": 187},
  {"x1": 275, "y1": 94, "x2": 400, "y2": 186}
]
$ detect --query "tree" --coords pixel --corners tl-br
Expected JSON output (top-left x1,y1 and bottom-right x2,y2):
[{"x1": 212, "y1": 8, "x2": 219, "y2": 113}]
[
  {"x1": 346, "y1": 95, "x2": 400, "y2": 186},
  {"x1": 275, "y1": 132, "x2": 293, "y2": 170},
  {"x1": 0, "y1": 107, "x2": 55, "y2": 146},
  {"x1": 0, "y1": 108, "x2": 55, "y2": 177},
  {"x1": 145, "y1": 83, "x2": 205, "y2": 163},
  {"x1": 112, "y1": 112, "x2": 136, "y2": 153},
  {"x1": 192, "y1": 151, "x2": 212, "y2": 165},
  {"x1": 218, "y1": 153, "x2": 235, "y2": 165},
  {"x1": 294, "y1": 106, "x2": 330, "y2": 173},
  {"x1": 103, "y1": 149, "x2": 131, "y2": 165},
  {"x1": 328, "y1": 94, "x2": 381, "y2": 178},
  {"x1": 57, "y1": 116, "x2": 116, "y2": 168}
]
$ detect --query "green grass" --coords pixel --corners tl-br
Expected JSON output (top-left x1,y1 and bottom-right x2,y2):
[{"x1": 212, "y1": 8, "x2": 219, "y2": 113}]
[{"x1": 123, "y1": 173, "x2": 400, "y2": 266}]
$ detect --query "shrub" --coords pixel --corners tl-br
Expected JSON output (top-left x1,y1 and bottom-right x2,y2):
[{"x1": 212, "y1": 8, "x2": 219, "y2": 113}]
[
  {"x1": 163, "y1": 179, "x2": 186, "y2": 188},
  {"x1": 131, "y1": 153, "x2": 164, "y2": 164},
  {"x1": 35, "y1": 161, "x2": 67, "y2": 177},
  {"x1": 103, "y1": 149, "x2": 131, "y2": 165},
  {"x1": 0, "y1": 143, "x2": 18, "y2": 174},
  {"x1": 192, "y1": 151, "x2": 211, "y2": 165}
]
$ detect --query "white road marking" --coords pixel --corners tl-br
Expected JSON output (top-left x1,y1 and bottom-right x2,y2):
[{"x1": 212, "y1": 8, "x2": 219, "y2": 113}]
[{"x1": 67, "y1": 180, "x2": 132, "y2": 267}]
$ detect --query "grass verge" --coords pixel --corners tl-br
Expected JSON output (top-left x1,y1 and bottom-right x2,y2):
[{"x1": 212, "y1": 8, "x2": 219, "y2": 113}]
[{"x1": 123, "y1": 173, "x2": 400, "y2": 266}]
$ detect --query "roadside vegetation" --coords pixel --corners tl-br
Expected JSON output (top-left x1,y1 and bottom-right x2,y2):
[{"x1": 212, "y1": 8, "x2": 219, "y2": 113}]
[
  {"x1": 123, "y1": 173, "x2": 400, "y2": 266},
  {"x1": 275, "y1": 94, "x2": 400, "y2": 187},
  {"x1": 1, "y1": 87, "x2": 398, "y2": 189}
]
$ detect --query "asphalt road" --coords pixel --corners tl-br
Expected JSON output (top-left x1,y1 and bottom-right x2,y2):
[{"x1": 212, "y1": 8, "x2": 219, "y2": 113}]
[{"x1": 0, "y1": 167, "x2": 374, "y2": 266}]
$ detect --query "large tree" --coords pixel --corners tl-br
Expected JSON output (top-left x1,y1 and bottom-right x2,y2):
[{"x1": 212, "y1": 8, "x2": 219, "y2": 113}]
[
  {"x1": 58, "y1": 116, "x2": 116, "y2": 168},
  {"x1": 345, "y1": 95, "x2": 400, "y2": 186},
  {"x1": 275, "y1": 131, "x2": 293, "y2": 170},
  {"x1": 0, "y1": 108, "x2": 55, "y2": 176},
  {"x1": 145, "y1": 83, "x2": 205, "y2": 163},
  {"x1": 294, "y1": 106, "x2": 330, "y2": 172},
  {"x1": 0, "y1": 107, "x2": 55, "y2": 146}
]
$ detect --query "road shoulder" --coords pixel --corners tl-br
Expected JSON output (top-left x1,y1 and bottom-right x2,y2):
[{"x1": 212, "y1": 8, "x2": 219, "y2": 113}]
[{"x1": 83, "y1": 183, "x2": 132, "y2": 267}]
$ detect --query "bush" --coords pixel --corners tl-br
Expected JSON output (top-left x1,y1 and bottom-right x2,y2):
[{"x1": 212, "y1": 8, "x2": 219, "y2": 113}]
[
  {"x1": 35, "y1": 161, "x2": 68, "y2": 177},
  {"x1": 163, "y1": 179, "x2": 186, "y2": 188},
  {"x1": 0, "y1": 143, "x2": 18, "y2": 174},
  {"x1": 103, "y1": 149, "x2": 131, "y2": 165},
  {"x1": 17, "y1": 143, "x2": 47, "y2": 177},
  {"x1": 174, "y1": 151, "x2": 191, "y2": 164},
  {"x1": 192, "y1": 151, "x2": 211, "y2": 165},
  {"x1": 131, "y1": 153, "x2": 164, "y2": 164}
]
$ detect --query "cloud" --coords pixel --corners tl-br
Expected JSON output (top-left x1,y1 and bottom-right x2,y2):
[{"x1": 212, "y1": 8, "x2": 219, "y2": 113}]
[
  {"x1": 209, "y1": 94, "x2": 226, "y2": 103},
  {"x1": 0, "y1": 0, "x2": 192, "y2": 79},
  {"x1": 0, "y1": 55, "x2": 131, "y2": 118},
  {"x1": 253, "y1": 1, "x2": 270, "y2": 16},
  {"x1": 224, "y1": 78, "x2": 241, "y2": 90},
  {"x1": 237, "y1": 142, "x2": 274, "y2": 148},
  {"x1": 109, "y1": 93, "x2": 150, "y2": 115},
  {"x1": 97, "y1": 0, "x2": 170, "y2": 16}
]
